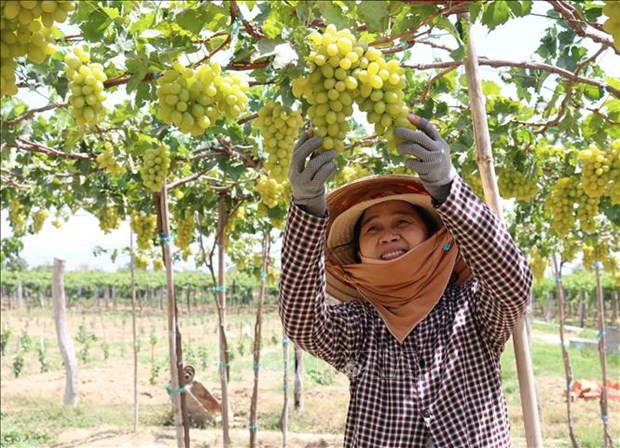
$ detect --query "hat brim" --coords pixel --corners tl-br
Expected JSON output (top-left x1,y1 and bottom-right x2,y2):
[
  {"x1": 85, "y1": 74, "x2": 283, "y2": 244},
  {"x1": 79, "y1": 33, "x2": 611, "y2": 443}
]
[{"x1": 325, "y1": 175, "x2": 442, "y2": 302}]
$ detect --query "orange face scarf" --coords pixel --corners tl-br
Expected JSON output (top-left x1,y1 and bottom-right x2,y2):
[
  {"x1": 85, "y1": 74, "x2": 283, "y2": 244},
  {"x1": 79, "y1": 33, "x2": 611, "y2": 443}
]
[{"x1": 327, "y1": 228, "x2": 472, "y2": 342}]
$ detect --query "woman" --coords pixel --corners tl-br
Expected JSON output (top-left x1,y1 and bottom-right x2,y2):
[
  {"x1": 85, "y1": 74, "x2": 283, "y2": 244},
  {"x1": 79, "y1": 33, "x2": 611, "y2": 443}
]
[{"x1": 279, "y1": 116, "x2": 532, "y2": 447}]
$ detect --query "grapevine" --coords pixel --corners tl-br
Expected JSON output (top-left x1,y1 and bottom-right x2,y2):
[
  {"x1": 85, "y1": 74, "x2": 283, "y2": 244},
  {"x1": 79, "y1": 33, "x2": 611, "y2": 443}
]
[
  {"x1": 140, "y1": 146, "x2": 170, "y2": 192},
  {"x1": 64, "y1": 46, "x2": 107, "y2": 126},
  {"x1": 332, "y1": 165, "x2": 371, "y2": 187},
  {"x1": 255, "y1": 101, "x2": 304, "y2": 183}
]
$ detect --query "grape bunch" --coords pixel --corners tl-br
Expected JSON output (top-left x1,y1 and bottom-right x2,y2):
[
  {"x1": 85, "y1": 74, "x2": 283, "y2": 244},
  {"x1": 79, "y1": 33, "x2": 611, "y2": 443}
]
[
  {"x1": 174, "y1": 211, "x2": 194, "y2": 261},
  {"x1": 255, "y1": 101, "x2": 304, "y2": 182},
  {"x1": 130, "y1": 211, "x2": 157, "y2": 251},
  {"x1": 156, "y1": 61, "x2": 249, "y2": 136},
  {"x1": 353, "y1": 47, "x2": 413, "y2": 149},
  {"x1": 134, "y1": 253, "x2": 149, "y2": 270},
  {"x1": 293, "y1": 24, "x2": 414, "y2": 152},
  {"x1": 97, "y1": 205, "x2": 121, "y2": 234},
  {"x1": 528, "y1": 247, "x2": 547, "y2": 283},
  {"x1": 152, "y1": 257, "x2": 164, "y2": 271},
  {"x1": 545, "y1": 177, "x2": 577, "y2": 237},
  {"x1": 1, "y1": 1, "x2": 74, "y2": 27},
  {"x1": 97, "y1": 141, "x2": 125, "y2": 175},
  {"x1": 581, "y1": 240, "x2": 614, "y2": 271},
  {"x1": 32, "y1": 209, "x2": 48, "y2": 233},
  {"x1": 64, "y1": 46, "x2": 107, "y2": 126},
  {"x1": 603, "y1": 1, "x2": 620, "y2": 51},
  {"x1": 547, "y1": 177, "x2": 600, "y2": 236},
  {"x1": 577, "y1": 142, "x2": 618, "y2": 200},
  {"x1": 1, "y1": 1, "x2": 73, "y2": 97},
  {"x1": 8, "y1": 197, "x2": 25, "y2": 235},
  {"x1": 332, "y1": 165, "x2": 371, "y2": 187},
  {"x1": 140, "y1": 146, "x2": 170, "y2": 192},
  {"x1": 256, "y1": 175, "x2": 289, "y2": 209},
  {"x1": 609, "y1": 140, "x2": 620, "y2": 205},
  {"x1": 498, "y1": 168, "x2": 539, "y2": 201}
]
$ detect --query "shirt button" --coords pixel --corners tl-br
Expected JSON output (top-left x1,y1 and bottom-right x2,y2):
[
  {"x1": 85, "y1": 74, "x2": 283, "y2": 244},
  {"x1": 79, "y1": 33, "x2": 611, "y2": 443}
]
[{"x1": 422, "y1": 409, "x2": 431, "y2": 418}]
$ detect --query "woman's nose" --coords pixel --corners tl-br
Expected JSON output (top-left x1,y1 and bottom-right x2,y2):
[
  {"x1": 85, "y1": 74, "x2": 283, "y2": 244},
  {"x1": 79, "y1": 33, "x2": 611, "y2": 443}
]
[{"x1": 379, "y1": 231, "x2": 400, "y2": 244}]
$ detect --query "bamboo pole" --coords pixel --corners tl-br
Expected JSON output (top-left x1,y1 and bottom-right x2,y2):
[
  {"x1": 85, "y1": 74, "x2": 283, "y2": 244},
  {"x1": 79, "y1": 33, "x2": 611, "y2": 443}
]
[
  {"x1": 249, "y1": 231, "x2": 270, "y2": 447},
  {"x1": 280, "y1": 335, "x2": 290, "y2": 448},
  {"x1": 217, "y1": 194, "x2": 232, "y2": 448},
  {"x1": 157, "y1": 186, "x2": 189, "y2": 448},
  {"x1": 130, "y1": 228, "x2": 139, "y2": 432},
  {"x1": 594, "y1": 262, "x2": 612, "y2": 447},
  {"x1": 552, "y1": 255, "x2": 579, "y2": 448},
  {"x1": 459, "y1": 12, "x2": 542, "y2": 447}
]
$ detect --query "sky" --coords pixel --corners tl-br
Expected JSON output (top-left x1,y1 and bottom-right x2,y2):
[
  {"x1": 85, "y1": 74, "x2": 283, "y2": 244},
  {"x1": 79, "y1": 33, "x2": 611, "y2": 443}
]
[{"x1": 2, "y1": 3, "x2": 619, "y2": 272}]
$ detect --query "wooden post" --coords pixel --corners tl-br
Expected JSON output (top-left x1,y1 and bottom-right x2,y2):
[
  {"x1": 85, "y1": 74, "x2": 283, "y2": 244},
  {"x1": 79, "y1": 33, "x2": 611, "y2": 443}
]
[
  {"x1": 280, "y1": 334, "x2": 290, "y2": 448},
  {"x1": 294, "y1": 345, "x2": 304, "y2": 412},
  {"x1": 157, "y1": 187, "x2": 189, "y2": 448},
  {"x1": 51, "y1": 258, "x2": 79, "y2": 408},
  {"x1": 250, "y1": 231, "x2": 270, "y2": 447},
  {"x1": 594, "y1": 262, "x2": 612, "y2": 446},
  {"x1": 130, "y1": 228, "x2": 139, "y2": 432},
  {"x1": 217, "y1": 194, "x2": 232, "y2": 447},
  {"x1": 459, "y1": 12, "x2": 542, "y2": 447}
]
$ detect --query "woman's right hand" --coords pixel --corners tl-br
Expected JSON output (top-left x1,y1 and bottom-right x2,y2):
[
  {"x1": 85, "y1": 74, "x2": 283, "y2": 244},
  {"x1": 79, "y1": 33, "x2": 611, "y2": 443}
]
[{"x1": 288, "y1": 131, "x2": 338, "y2": 217}]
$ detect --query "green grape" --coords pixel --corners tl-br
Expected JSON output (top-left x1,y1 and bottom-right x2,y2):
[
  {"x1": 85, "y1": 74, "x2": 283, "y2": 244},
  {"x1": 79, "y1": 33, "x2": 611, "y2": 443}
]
[
  {"x1": 130, "y1": 212, "x2": 157, "y2": 251},
  {"x1": 1, "y1": 1, "x2": 74, "y2": 27},
  {"x1": 332, "y1": 165, "x2": 371, "y2": 187},
  {"x1": 255, "y1": 101, "x2": 304, "y2": 183},
  {"x1": 578, "y1": 143, "x2": 615, "y2": 199},
  {"x1": 545, "y1": 177, "x2": 577, "y2": 237},
  {"x1": 582, "y1": 244, "x2": 595, "y2": 269},
  {"x1": 606, "y1": 140, "x2": 620, "y2": 205},
  {"x1": 8, "y1": 197, "x2": 25, "y2": 235},
  {"x1": 97, "y1": 141, "x2": 125, "y2": 175},
  {"x1": 64, "y1": 46, "x2": 107, "y2": 126},
  {"x1": 528, "y1": 247, "x2": 547, "y2": 283},
  {"x1": 140, "y1": 146, "x2": 170, "y2": 192},
  {"x1": 153, "y1": 257, "x2": 164, "y2": 271},
  {"x1": 32, "y1": 209, "x2": 48, "y2": 233},
  {"x1": 498, "y1": 167, "x2": 539, "y2": 201},
  {"x1": 134, "y1": 253, "x2": 149, "y2": 270},
  {"x1": 174, "y1": 211, "x2": 194, "y2": 261},
  {"x1": 295, "y1": 24, "x2": 366, "y2": 153},
  {"x1": 97, "y1": 205, "x2": 121, "y2": 234},
  {"x1": 256, "y1": 175, "x2": 289, "y2": 208},
  {"x1": 156, "y1": 60, "x2": 249, "y2": 135}
]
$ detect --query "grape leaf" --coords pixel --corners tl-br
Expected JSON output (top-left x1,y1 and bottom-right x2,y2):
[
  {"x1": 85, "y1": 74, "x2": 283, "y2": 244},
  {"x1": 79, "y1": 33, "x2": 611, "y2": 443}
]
[{"x1": 357, "y1": 1, "x2": 389, "y2": 33}]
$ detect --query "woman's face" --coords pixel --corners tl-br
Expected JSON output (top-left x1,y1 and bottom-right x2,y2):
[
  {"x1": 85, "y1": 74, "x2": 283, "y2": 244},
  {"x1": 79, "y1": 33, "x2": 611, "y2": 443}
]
[{"x1": 358, "y1": 200, "x2": 430, "y2": 261}]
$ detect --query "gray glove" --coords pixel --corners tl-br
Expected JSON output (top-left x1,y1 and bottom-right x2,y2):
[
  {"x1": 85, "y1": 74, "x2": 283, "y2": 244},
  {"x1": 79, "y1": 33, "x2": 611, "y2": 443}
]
[
  {"x1": 288, "y1": 132, "x2": 337, "y2": 217},
  {"x1": 394, "y1": 117, "x2": 456, "y2": 203}
]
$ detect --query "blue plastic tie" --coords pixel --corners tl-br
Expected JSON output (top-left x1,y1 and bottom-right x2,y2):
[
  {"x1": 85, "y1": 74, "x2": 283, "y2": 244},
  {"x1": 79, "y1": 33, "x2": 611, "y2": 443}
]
[
  {"x1": 602, "y1": 413, "x2": 608, "y2": 422},
  {"x1": 159, "y1": 232, "x2": 172, "y2": 245},
  {"x1": 261, "y1": 271, "x2": 267, "y2": 282},
  {"x1": 442, "y1": 243, "x2": 451, "y2": 251},
  {"x1": 165, "y1": 384, "x2": 189, "y2": 402},
  {"x1": 594, "y1": 261, "x2": 603, "y2": 268},
  {"x1": 283, "y1": 337, "x2": 290, "y2": 346},
  {"x1": 253, "y1": 363, "x2": 260, "y2": 371},
  {"x1": 555, "y1": 277, "x2": 561, "y2": 283},
  {"x1": 213, "y1": 285, "x2": 225, "y2": 292},
  {"x1": 249, "y1": 422, "x2": 258, "y2": 431}
]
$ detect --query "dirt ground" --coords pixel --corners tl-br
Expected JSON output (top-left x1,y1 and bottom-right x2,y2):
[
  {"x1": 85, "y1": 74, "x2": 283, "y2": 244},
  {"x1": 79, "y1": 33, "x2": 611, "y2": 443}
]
[{"x1": 1, "y1": 357, "x2": 346, "y2": 448}]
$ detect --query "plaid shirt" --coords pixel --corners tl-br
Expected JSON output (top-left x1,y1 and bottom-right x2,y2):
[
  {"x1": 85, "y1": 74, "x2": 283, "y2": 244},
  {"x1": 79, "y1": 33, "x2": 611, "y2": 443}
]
[{"x1": 278, "y1": 177, "x2": 532, "y2": 448}]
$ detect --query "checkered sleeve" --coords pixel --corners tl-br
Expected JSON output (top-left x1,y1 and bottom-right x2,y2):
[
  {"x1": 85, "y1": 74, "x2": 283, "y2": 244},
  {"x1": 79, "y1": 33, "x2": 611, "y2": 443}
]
[
  {"x1": 278, "y1": 202, "x2": 366, "y2": 371},
  {"x1": 437, "y1": 176, "x2": 533, "y2": 351}
]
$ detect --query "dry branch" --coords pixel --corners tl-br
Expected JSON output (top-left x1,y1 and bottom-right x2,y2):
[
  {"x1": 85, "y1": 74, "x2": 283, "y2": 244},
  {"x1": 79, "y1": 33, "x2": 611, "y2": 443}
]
[{"x1": 15, "y1": 138, "x2": 94, "y2": 161}]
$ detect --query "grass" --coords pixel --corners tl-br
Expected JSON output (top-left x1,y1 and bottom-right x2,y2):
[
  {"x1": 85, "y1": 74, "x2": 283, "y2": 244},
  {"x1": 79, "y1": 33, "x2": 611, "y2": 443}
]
[{"x1": 1, "y1": 307, "x2": 619, "y2": 447}]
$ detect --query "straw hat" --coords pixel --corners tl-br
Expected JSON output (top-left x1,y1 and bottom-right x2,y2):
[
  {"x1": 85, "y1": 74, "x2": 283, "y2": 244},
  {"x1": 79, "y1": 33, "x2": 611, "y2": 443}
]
[{"x1": 325, "y1": 175, "x2": 444, "y2": 302}]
